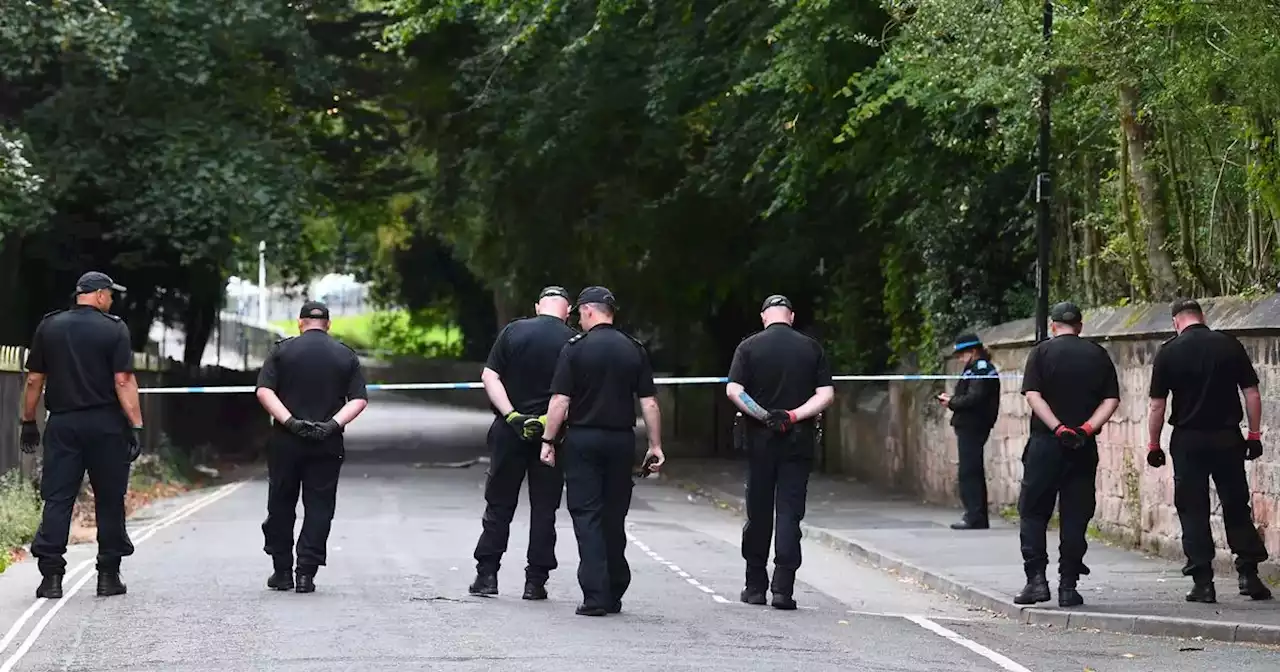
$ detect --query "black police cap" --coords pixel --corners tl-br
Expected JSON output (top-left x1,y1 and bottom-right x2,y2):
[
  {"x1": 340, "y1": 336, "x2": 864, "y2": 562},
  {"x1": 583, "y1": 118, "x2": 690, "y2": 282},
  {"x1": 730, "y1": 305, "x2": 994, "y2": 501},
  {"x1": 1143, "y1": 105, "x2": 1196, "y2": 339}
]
[
  {"x1": 75, "y1": 271, "x2": 127, "y2": 295},
  {"x1": 299, "y1": 300, "x2": 330, "y2": 320},
  {"x1": 1170, "y1": 298, "x2": 1203, "y2": 317},
  {"x1": 1049, "y1": 301, "x2": 1083, "y2": 324},
  {"x1": 761, "y1": 294, "x2": 792, "y2": 311},
  {"x1": 539, "y1": 286, "x2": 570, "y2": 301},
  {"x1": 954, "y1": 332, "x2": 982, "y2": 353},
  {"x1": 575, "y1": 286, "x2": 617, "y2": 309}
]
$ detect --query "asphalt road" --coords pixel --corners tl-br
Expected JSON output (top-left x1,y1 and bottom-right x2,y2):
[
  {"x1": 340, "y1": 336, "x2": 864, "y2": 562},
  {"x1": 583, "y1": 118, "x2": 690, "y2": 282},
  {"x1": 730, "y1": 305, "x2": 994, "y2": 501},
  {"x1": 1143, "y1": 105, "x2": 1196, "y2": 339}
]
[{"x1": 0, "y1": 396, "x2": 1276, "y2": 671}]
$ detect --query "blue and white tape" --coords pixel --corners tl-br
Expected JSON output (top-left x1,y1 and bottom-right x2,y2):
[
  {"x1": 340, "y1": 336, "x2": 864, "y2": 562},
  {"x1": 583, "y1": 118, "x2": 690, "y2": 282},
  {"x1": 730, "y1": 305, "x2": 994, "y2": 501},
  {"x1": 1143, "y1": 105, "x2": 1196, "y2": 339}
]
[{"x1": 136, "y1": 373, "x2": 1021, "y2": 394}]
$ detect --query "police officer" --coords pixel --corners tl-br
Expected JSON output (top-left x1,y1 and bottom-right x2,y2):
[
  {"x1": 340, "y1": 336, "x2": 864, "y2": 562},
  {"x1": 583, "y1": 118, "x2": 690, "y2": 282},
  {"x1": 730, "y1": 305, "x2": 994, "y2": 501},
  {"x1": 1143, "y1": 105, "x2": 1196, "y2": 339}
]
[
  {"x1": 255, "y1": 300, "x2": 369, "y2": 593},
  {"x1": 937, "y1": 333, "x2": 1000, "y2": 530},
  {"x1": 1015, "y1": 301, "x2": 1119, "y2": 608},
  {"x1": 469, "y1": 286, "x2": 576, "y2": 600},
  {"x1": 20, "y1": 271, "x2": 142, "y2": 600},
  {"x1": 1146, "y1": 298, "x2": 1272, "y2": 603},
  {"x1": 725, "y1": 294, "x2": 834, "y2": 610},
  {"x1": 537, "y1": 286, "x2": 665, "y2": 616}
]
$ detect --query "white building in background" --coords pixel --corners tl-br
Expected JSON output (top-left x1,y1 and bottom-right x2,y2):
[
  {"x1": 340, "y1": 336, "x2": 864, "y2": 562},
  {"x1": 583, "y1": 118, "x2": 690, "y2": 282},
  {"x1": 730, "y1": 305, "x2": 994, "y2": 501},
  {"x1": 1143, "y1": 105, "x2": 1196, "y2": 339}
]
[{"x1": 225, "y1": 273, "x2": 373, "y2": 325}]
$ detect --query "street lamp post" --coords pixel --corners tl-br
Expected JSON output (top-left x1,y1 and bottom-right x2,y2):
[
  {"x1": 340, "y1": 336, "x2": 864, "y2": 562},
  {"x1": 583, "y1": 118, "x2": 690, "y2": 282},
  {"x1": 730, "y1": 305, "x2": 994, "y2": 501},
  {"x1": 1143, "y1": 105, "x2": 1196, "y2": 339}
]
[
  {"x1": 257, "y1": 240, "x2": 267, "y2": 325},
  {"x1": 1034, "y1": 0, "x2": 1053, "y2": 343}
]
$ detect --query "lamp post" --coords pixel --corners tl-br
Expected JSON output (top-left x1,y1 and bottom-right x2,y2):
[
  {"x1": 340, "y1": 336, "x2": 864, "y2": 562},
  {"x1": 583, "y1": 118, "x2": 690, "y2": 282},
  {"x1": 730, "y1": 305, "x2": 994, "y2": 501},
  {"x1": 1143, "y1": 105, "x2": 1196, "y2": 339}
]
[
  {"x1": 1034, "y1": 0, "x2": 1053, "y2": 343},
  {"x1": 257, "y1": 240, "x2": 267, "y2": 325}
]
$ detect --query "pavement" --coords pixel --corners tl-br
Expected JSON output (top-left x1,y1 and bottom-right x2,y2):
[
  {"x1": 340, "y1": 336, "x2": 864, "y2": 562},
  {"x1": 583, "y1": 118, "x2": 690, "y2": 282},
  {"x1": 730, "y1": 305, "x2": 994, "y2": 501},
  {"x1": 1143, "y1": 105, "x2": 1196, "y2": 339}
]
[
  {"x1": 662, "y1": 458, "x2": 1280, "y2": 648},
  {"x1": 0, "y1": 397, "x2": 1274, "y2": 670}
]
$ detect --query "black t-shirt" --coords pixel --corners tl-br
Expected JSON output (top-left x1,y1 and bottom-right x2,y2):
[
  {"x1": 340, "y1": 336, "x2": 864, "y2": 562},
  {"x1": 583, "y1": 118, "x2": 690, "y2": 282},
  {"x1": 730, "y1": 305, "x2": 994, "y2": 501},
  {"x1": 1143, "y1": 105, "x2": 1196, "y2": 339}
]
[
  {"x1": 256, "y1": 329, "x2": 368, "y2": 435},
  {"x1": 1149, "y1": 324, "x2": 1258, "y2": 431},
  {"x1": 484, "y1": 315, "x2": 577, "y2": 416},
  {"x1": 26, "y1": 305, "x2": 134, "y2": 414},
  {"x1": 727, "y1": 323, "x2": 832, "y2": 421},
  {"x1": 1020, "y1": 333, "x2": 1120, "y2": 434},
  {"x1": 549, "y1": 323, "x2": 656, "y2": 430}
]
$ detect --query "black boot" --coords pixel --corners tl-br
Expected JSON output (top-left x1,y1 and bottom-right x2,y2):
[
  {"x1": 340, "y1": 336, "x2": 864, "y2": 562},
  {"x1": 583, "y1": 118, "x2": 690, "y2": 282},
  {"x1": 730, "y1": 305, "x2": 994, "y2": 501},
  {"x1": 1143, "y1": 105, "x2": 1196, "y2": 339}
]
[
  {"x1": 295, "y1": 572, "x2": 316, "y2": 594},
  {"x1": 97, "y1": 571, "x2": 127, "y2": 597},
  {"x1": 575, "y1": 604, "x2": 607, "y2": 616},
  {"x1": 770, "y1": 593, "x2": 797, "y2": 610},
  {"x1": 605, "y1": 600, "x2": 622, "y2": 614},
  {"x1": 1058, "y1": 575, "x2": 1083, "y2": 607},
  {"x1": 36, "y1": 574, "x2": 63, "y2": 599},
  {"x1": 740, "y1": 587, "x2": 767, "y2": 605},
  {"x1": 950, "y1": 519, "x2": 990, "y2": 530},
  {"x1": 469, "y1": 572, "x2": 498, "y2": 596},
  {"x1": 522, "y1": 579, "x2": 548, "y2": 601},
  {"x1": 1186, "y1": 580, "x2": 1216, "y2": 603},
  {"x1": 267, "y1": 570, "x2": 294, "y2": 591},
  {"x1": 1238, "y1": 571, "x2": 1273, "y2": 601},
  {"x1": 769, "y1": 569, "x2": 796, "y2": 610},
  {"x1": 1013, "y1": 571, "x2": 1050, "y2": 605}
]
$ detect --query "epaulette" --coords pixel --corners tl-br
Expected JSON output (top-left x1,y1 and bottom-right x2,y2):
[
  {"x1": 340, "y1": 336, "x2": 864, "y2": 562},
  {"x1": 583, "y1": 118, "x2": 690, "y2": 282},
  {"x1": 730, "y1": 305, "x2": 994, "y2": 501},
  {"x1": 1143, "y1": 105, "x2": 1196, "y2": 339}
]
[
  {"x1": 974, "y1": 359, "x2": 992, "y2": 372},
  {"x1": 623, "y1": 332, "x2": 647, "y2": 350},
  {"x1": 566, "y1": 332, "x2": 587, "y2": 346},
  {"x1": 96, "y1": 310, "x2": 121, "y2": 321},
  {"x1": 40, "y1": 309, "x2": 64, "y2": 320}
]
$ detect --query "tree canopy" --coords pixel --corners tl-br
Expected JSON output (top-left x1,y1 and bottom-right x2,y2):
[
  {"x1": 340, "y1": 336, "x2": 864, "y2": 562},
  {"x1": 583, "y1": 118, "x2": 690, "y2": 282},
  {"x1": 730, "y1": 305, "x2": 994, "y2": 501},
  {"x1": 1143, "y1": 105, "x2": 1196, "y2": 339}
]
[{"x1": 5, "y1": 1, "x2": 1280, "y2": 372}]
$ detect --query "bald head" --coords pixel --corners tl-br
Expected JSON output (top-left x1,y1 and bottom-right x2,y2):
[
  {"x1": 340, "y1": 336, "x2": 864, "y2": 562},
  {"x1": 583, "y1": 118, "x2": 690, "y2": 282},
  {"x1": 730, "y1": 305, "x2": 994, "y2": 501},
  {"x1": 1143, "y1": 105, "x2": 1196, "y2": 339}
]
[
  {"x1": 761, "y1": 306, "x2": 793, "y2": 327},
  {"x1": 535, "y1": 295, "x2": 571, "y2": 320}
]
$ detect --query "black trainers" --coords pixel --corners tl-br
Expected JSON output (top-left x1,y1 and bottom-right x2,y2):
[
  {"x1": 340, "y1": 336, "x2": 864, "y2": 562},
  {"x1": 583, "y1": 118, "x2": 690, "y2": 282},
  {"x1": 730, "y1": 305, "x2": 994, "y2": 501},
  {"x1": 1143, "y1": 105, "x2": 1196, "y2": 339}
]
[
  {"x1": 36, "y1": 574, "x2": 63, "y2": 599},
  {"x1": 97, "y1": 571, "x2": 127, "y2": 597},
  {"x1": 770, "y1": 593, "x2": 797, "y2": 610},
  {"x1": 267, "y1": 570, "x2": 295, "y2": 591},
  {"x1": 1238, "y1": 573, "x2": 1273, "y2": 600},
  {"x1": 1186, "y1": 581, "x2": 1216, "y2": 603},
  {"x1": 295, "y1": 572, "x2": 316, "y2": 594},
  {"x1": 522, "y1": 580, "x2": 548, "y2": 600},
  {"x1": 1013, "y1": 572, "x2": 1050, "y2": 605},
  {"x1": 469, "y1": 573, "x2": 498, "y2": 596},
  {"x1": 575, "y1": 604, "x2": 607, "y2": 616}
]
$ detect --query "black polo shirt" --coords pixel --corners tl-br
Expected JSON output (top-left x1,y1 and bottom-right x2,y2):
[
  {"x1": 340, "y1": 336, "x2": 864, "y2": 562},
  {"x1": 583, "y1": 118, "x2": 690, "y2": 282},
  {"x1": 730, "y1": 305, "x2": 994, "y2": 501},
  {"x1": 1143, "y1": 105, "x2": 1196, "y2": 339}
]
[
  {"x1": 727, "y1": 323, "x2": 833, "y2": 423},
  {"x1": 1149, "y1": 324, "x2": 1258, "y2": 431},
  {"x1": 256, "y1": 329, "x2": 368, "y2": 431},
  {"x1": 549, "y1": 323, "x2": 656, "y2": 430},
  {"x1": 485, "y1": 314, "x2": 577, "y2": 416},
  {"x1": 26, "y1": 305, "x2": 134, "y2": 414},
  {"x1": 1020, "y1": 333, "x2": 1120, "y2": 434}
]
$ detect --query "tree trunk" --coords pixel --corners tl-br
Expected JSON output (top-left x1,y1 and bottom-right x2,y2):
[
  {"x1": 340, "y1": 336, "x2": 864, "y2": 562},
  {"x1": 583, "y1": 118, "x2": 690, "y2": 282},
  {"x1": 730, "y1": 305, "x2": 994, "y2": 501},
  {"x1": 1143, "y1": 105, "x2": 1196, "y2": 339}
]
[
  {"x1": 1118, "y1": 127, "x2": 1149, "y2": 300},
  {"x1": 1118, "y1": 83, "x2": 1179, "y2": 299}
]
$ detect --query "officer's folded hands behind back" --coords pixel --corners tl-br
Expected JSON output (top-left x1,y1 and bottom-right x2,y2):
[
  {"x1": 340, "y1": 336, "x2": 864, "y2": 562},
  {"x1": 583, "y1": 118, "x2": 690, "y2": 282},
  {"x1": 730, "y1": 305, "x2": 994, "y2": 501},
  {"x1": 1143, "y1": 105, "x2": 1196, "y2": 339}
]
[
  {"x1": 765, "y1": 409, "x2": 796, "y2": 433},
  {"x1": 19, "y1": 420, "x2": 40, "y2": 454},
  {"x1": 504, "y1": 410, "x2": 545, "y2": 441},
  {"x1": 1053, "y1": 423, "x2": 1090, "y2": 450}
]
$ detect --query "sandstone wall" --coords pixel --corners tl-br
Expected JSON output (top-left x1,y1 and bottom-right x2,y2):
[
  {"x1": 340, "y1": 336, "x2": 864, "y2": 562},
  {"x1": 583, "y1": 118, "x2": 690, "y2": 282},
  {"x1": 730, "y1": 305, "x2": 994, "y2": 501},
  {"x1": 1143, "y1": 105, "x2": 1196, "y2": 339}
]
[{"x1": 825, "y1": 295, "x2": 1280, "y2": 571}]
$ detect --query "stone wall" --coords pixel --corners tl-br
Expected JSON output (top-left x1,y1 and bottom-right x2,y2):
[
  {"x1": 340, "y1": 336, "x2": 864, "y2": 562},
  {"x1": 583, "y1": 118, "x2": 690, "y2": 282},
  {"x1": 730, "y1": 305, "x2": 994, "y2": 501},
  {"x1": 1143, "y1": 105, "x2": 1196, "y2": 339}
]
[{"x1": 823, "y1": 295, "x2": 1280, "y2": 572}]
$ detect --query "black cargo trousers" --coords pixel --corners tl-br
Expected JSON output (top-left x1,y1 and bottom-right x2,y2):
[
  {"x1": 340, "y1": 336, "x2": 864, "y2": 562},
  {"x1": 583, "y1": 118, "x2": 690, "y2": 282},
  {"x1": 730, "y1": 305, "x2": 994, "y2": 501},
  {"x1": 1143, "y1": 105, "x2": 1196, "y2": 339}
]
[
  {"x1": 562, "y1": 426, "x2": 635, "y2": 611},
  {"x1": 30, "y1": 407, "x2": 135, "y2": 576},
  {"x1": 1170, "y1": 428, "x2": 1268, "y2": 581},
  {"x1": 741, "y1": 422, "x2": 816, "y2": 597},
  {"x1": 1017, "y1": 432, "x2": 1097, "y2": 581},
  {"x1": 261, "y1": 429, "x2": 344, "y2": 575},
  {"x1": 473, "y1": 417, "x2": 565, "y2": 583}
]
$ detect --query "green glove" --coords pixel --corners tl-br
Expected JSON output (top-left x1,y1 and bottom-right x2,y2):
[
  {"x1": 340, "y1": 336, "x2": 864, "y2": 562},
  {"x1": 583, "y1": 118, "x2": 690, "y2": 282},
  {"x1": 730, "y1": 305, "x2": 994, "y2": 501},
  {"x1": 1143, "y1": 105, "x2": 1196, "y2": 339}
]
[{"x1": 505, "y1": 411, "x2": 542, "y2": 441}]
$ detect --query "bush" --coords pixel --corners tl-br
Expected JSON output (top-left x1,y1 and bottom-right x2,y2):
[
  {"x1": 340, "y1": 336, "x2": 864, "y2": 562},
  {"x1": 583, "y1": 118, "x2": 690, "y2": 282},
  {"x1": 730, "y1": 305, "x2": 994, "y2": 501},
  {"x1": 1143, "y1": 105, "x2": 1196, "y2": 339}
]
[
  {"x1": 368, "y1": 309, "x2": 462, "y2": 358},
  {"x1": 0, "y1": 469, "x2": 43, "y2": 572}
]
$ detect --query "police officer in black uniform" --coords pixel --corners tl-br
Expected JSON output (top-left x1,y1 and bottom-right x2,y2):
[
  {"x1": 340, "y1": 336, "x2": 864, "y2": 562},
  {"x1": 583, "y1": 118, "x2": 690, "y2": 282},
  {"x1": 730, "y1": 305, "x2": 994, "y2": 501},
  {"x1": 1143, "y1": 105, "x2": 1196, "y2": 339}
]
[
  {"x1": 725, "y1": 294, "x2": 834, "y2": 610},
  {"x1": 938, "y1": 333, "x2": 1000, "y2": 530},
  {"x1": 469, "y1": 286, "x2": 576, "y2": 600},
  {"x1": 1015, "y1": 301, "x2": 1119, "y2": 608},
  {"x1": 255, "y1": 300, "x2": 369, "y2": 593},
  {"x1": 538, "y1": 286, "x2": 665, "y2": 616},
  {"x1": 1146, "y1": 298, "x2": 1272, "y2": 603},
  {"x1": 20, "y1": 271, "x2": 143, "y2": 600}
]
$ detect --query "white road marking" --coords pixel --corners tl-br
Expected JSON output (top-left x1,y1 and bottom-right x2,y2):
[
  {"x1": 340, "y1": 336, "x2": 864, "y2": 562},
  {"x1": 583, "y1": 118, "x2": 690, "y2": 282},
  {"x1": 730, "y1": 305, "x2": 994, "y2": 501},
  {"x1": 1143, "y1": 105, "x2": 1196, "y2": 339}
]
[
  {"x1": 904, "y1": 615, "x2": 1033, "y2": 672},
  {"x1": 0, "y1": 481, "x2": 246, "y2": 672},
  {"x1": 625, "y1": 530, "x2": 730, "y2": 604},
  {"x1": 0, "y1": 483, "x2": 237, "y2": 655}
]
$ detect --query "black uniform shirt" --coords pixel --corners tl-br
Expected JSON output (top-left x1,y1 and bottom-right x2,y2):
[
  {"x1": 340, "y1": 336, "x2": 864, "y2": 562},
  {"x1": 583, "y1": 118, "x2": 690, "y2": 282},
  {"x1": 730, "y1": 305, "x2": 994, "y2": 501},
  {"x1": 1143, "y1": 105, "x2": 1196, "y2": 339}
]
[
  {"x1": 1149, "y1": 324, "x2": 1258, "y2": 431},
  {"x1": 26, "y1": 305, "x2": 133, "y2": 414},
  {"x1": 1020, "y1": 334, "x2": 1119, "y2": 434},
  {"x1": 549, "y1": 323, "x2": 656, "y2": 430},
  {"x1": 256, "y1": 329, "x2": 368, "y2": 427},
  {"x1": 727, "y1": 323, "x2": 832, "y2": 422},
  {"x1": 485, "y1": 315, "x2": 577, "y2": 416},
  {"x1": 949, "y1": 357, "x2": 1000, "y2": 430}
]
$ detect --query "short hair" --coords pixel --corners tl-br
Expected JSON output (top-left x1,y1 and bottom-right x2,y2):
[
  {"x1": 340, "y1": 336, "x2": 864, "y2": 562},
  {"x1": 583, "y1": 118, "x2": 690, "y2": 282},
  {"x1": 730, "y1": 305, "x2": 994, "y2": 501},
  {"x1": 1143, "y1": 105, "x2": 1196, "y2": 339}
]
[
  {"x1": 585, "y1": 302, "x2": 614, "y2": 317},
  {"x1": 1171, "y1": 298, "x2": 1203, "y2": 318}
]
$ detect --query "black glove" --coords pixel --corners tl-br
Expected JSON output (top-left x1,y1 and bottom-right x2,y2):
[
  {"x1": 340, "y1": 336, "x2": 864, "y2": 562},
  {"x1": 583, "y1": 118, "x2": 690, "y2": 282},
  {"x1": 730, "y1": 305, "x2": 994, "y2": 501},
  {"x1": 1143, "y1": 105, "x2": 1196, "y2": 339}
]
[
  {"x1": 1054, "y1": 425, "x2": 1083, "y2": 450},
  {"x1": 19, "y1": 421, "x2": 40, "y2": 454},
  {"x1": 1146, "y1": 446, "x2": 1166, "y2": 468},
  {"x1": 765, "y1": 409, "x2": 795, "y2": 433},
  {"x1": 1245, "y1": 438, "x2": 1263, "y2": 461},
  {"x1": 504, "y1": 411, "x2": 542, "y2": 441},
  {"x1": 128, "y1": 427, "x2": 143, "y2": 462},
  {"x1": 284, "y1": 417, "x2": 311, "y2": 436},
  {"x1": 313, "y1": 418, "x2": 341, "y2": 440}
]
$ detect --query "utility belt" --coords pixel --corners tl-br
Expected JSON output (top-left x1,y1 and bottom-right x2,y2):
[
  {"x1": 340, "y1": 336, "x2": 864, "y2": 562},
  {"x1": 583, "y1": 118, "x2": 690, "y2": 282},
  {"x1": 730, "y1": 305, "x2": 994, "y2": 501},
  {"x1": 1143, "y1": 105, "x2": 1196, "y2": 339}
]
[{"x1": 733, "y1": 412, "x2": 823, "y2": 452}]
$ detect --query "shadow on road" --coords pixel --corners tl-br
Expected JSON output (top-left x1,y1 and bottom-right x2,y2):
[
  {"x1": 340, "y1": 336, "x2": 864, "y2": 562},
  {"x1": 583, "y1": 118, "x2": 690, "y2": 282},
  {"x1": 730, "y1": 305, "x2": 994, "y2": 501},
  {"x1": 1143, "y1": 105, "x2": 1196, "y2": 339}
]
[{"x1": 340, "y1": 392, "x2": 492, "y2": 465}]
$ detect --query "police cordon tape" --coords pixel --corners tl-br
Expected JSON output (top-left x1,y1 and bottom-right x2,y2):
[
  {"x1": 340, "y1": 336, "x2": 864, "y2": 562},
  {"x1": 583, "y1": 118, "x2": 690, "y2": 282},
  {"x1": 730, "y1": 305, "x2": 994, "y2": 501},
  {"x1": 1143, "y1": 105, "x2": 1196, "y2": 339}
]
[{"x1": 135, "y1": 373, "x2": 1023, "y2": 394}]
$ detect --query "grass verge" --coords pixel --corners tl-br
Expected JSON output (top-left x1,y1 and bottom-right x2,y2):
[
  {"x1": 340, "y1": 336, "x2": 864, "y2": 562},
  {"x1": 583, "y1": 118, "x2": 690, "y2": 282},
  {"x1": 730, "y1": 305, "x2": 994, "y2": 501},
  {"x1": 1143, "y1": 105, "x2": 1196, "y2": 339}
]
[{"x1": 271, "y1": 309, "x2": 461, "y2": 357}]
